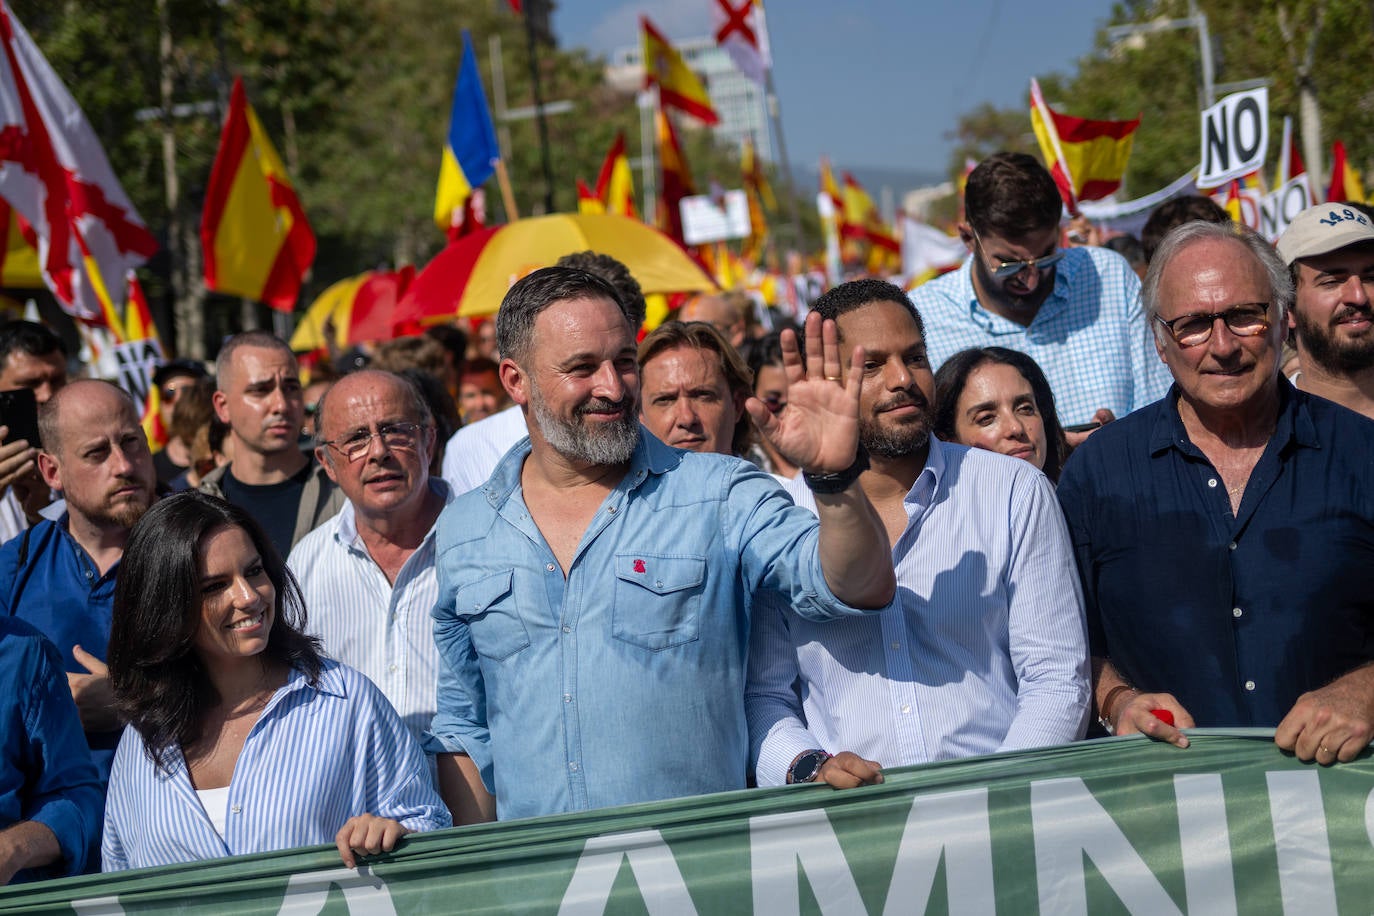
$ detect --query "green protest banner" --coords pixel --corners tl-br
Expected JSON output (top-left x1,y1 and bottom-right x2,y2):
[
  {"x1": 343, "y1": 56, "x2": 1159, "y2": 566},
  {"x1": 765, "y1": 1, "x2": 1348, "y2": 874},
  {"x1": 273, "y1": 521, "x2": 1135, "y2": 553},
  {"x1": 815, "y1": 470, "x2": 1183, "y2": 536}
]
[{"x1": 2, "y1": 730, "x2": 1369, "y2": 914}]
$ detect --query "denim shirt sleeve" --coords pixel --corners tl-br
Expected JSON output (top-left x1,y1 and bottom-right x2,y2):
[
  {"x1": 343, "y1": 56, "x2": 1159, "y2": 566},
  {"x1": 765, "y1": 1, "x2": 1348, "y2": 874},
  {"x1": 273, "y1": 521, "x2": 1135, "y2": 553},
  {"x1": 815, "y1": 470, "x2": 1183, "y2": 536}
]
[
  {"x1": 15, "y1": 630, "x2": 103, "y2": 879},
  {"x1": 731, "y1": 462, "x2": 896, "y2": 622},
  {"x1": 424, "y1": 542, "x2": 495, "y2": 791}
]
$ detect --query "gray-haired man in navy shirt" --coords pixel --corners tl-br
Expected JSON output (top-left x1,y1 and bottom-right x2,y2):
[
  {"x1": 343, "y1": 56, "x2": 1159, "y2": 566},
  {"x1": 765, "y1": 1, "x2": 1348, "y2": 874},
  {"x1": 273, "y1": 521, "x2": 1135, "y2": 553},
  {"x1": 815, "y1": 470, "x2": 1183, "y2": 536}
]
[{"x1": 1059, "y1": 220, "x2": 1374, "y2": 764}]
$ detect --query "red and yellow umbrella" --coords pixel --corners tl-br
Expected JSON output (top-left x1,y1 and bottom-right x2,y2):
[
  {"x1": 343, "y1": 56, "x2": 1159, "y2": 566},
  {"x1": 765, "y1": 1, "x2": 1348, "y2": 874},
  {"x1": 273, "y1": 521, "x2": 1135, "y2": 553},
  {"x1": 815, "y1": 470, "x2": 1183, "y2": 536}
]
[{"x1": 393, "y1": 212, "x2": 715, "y2": 330}]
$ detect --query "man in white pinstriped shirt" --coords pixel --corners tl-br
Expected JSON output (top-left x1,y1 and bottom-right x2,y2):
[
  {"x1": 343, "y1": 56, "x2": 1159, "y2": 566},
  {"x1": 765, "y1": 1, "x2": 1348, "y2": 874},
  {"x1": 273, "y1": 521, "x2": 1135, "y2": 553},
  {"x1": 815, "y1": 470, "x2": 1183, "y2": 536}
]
[
  {"x1": 746, "y1": 280, "x2": 1091, "y2": 788},
  {"x1": 288, "y1": 370, "x2": 450, "y2": 744}
]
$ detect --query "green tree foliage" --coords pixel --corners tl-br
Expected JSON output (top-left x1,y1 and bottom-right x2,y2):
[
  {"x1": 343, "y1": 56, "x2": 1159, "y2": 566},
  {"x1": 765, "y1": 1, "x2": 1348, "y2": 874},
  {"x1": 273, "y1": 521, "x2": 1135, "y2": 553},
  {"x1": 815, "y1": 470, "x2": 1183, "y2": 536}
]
[{"x1": 947, "y1": 0, "x2": 1374, "y2": 197}]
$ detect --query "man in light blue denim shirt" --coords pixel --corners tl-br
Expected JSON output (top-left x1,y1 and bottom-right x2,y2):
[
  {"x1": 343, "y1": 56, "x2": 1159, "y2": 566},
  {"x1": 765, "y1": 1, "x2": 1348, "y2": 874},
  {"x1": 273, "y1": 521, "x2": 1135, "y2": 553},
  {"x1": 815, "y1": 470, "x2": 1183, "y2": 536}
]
[{"x1": 426, "y1": 267, "x2": 897, "y2": 823}]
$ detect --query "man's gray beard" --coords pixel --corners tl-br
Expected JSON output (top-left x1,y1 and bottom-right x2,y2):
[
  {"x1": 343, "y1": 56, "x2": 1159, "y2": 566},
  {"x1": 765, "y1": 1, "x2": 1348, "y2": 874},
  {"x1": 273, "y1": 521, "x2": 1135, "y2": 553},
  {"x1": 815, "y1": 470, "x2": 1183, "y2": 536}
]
[
  {"x1": 861, "y1": 420, "x2": 930, "y2": 459},
  {"x1": 1295, "y1": 308, "x2": 1374, "y2": 375},
  {"x1": 529, "y1": 385, "x2": 639, "y2": 466}
]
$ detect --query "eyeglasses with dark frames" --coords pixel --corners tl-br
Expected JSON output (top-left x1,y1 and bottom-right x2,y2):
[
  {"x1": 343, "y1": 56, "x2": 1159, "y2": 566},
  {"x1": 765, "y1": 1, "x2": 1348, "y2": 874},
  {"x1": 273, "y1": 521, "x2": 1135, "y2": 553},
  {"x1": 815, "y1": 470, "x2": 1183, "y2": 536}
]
[
  {"x1": 972, "y1": 230, "x2": 1066, "y2": 279},
  {"x1": 321, "y1": 422, "x2": 425, "y2": 461},
  {"x1": 1153, "y1": 302, "x2": 1272, "y2": 348}
]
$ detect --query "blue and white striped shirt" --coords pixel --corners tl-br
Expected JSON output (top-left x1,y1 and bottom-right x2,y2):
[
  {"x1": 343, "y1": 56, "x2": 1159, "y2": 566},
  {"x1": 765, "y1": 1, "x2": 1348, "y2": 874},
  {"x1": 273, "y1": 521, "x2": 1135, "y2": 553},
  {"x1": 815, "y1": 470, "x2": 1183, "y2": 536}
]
[
  {"x1": 746, "y1": 439, "x2": 1090, "y2": 785},
  {"x1": 102, "y1": 660, "x2": 450, "y2": 871},
  {"x1": 912, "y1": 246, "x2": 1172, "y2": 426},
  {"x1": 288, "y1": 481, "x2": 452, "y2": 741}
]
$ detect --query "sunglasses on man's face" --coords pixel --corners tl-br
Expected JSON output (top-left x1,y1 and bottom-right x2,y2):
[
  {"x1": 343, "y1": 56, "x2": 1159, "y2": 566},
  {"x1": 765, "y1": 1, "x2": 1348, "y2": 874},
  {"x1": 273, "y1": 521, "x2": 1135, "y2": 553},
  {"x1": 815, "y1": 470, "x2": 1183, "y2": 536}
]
[{"x1": 973, "y1": 231, "x2": 1065, "y2": 279}]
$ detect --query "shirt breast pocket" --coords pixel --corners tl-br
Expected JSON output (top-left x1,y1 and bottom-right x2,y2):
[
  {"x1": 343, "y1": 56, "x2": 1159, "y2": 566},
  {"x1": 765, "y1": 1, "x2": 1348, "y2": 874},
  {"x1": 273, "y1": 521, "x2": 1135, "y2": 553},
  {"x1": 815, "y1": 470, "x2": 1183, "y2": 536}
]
[
  {"x1": 612, "y1": 553, "x2": 705, "y2": 651},
  {"x1": 455, "y1": 569, "x2": 530, "y2": 662}
]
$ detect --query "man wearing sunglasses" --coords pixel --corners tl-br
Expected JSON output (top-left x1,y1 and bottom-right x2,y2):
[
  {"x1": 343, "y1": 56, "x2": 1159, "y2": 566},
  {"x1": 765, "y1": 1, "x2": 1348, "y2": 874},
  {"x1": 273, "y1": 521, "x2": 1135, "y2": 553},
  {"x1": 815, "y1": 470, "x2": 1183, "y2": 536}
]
[
  {"x1": 913, "y1": 153, "x2": 1171, "y2": 442},
  {"x1": 1058, "y1": 221, "x2": 1374, "y2": 765}
]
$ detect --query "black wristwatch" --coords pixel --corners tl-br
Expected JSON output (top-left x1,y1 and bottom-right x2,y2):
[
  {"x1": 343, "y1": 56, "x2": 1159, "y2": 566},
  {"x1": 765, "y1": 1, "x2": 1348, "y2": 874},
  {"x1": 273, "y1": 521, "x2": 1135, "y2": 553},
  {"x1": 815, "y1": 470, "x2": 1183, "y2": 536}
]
[
  {"x1": 802, "y1": 448, "x2": 869, "y2": 495},
  {"x1": 786, "y1": 749, "x2": 832, "y2": 784}
]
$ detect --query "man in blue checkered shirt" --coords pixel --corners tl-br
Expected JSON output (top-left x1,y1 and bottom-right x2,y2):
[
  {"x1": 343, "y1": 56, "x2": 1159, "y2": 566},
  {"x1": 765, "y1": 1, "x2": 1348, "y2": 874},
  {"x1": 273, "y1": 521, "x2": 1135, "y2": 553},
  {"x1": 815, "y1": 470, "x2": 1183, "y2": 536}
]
[{"x1": 912, "y1": 153, "x2": 1172, "y2": 445}]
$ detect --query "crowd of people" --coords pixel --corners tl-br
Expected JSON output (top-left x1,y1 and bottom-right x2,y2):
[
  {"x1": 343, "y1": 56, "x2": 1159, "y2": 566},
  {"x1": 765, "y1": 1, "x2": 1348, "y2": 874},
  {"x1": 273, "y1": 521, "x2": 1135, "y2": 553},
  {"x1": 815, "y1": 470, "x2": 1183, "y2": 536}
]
[{"x1": 1, "y1": 151, "x2": 1372, "y2": 885}]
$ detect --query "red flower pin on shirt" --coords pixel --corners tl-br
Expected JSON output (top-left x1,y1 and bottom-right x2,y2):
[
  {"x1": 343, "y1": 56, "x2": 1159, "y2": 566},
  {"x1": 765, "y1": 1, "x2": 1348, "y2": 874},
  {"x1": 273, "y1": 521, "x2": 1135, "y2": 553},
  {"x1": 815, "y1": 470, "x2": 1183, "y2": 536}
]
[{"x1": 633, "y1": 559, "x2": 646, "y2": 574}]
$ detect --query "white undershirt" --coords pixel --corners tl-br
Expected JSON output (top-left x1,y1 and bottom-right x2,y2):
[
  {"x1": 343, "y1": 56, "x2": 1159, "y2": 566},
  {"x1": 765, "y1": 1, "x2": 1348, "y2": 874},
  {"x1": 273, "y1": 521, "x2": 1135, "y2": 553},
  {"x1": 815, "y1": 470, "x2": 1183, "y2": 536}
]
[{"x1": 196, "y1": 786, "x2": 231, "y2": 840}]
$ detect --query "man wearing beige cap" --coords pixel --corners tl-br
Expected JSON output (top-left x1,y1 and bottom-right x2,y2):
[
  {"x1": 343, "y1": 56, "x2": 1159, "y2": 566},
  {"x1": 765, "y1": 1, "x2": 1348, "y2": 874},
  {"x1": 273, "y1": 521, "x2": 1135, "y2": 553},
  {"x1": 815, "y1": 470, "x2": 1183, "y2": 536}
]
[{"x1": 1277, "y1": 204, "x2": 1374, "y2": 419}]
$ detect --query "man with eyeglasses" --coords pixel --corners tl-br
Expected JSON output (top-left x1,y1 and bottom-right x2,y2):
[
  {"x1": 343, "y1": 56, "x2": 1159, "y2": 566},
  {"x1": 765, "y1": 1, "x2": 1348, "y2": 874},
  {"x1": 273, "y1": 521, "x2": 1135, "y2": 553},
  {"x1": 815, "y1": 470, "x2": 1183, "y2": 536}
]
[
  {"x1": 913, "y1": 153, "x2": 1171, "y2": 443},
  {"x1": 1058, "y1": 221, "x2": 1374, "y2": 764},
  {"x1": 288, "y1": 370, "x2": 448, "y2": 750},
  {"x1": 1276, "y1": 204, "x2": 1374, "y2": 419},
  {"x1": 200, "y1": 331, "x2": 344, "y2": 558}
]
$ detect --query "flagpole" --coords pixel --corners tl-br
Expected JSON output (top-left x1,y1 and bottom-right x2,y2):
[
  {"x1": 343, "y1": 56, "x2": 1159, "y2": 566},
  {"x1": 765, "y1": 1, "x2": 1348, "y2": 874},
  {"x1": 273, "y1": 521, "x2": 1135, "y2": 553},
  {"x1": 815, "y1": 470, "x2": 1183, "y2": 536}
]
[
  {"x1": 764, "y1": 68, "x2": 805, "y2": 253},
  {"x1": 521, "y1": 12, "x2": 556, "y2": 213},
  {"x1": 641, "y1": 86, "x2": 659, "y2": 227}
]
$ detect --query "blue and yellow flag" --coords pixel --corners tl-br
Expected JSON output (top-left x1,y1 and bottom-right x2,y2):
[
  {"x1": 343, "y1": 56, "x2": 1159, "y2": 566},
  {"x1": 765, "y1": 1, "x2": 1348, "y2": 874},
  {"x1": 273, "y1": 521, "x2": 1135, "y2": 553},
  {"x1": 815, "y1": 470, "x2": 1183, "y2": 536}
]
[{"x1": 434, "y1": 31, "x2": 499, "y2": 231}]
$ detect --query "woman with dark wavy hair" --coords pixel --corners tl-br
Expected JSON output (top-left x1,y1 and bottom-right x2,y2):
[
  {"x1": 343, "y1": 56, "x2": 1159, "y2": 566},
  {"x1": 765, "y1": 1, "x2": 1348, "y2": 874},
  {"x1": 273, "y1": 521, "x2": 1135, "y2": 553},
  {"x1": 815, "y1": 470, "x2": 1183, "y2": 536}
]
[
  {"x1": 102, "y1": 491, "x2": 448, "y2": 871},
  {"x1": 933, "y1": 347, "x2": 1066, "y2": 482}
]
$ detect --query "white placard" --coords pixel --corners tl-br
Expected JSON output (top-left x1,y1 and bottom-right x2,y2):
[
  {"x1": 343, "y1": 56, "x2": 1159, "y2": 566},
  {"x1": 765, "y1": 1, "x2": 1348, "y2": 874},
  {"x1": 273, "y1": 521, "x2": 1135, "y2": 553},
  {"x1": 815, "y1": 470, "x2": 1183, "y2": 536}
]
[
  {"x1": 1258, "y1": 175, "x2": 1315, "y2": 242},
  {"x1": 1197, "y1": 88, "x2": 1269, "y2": 189},
  {"x1": 681, "y1": 190, "x2": 751, "y2": 245}
]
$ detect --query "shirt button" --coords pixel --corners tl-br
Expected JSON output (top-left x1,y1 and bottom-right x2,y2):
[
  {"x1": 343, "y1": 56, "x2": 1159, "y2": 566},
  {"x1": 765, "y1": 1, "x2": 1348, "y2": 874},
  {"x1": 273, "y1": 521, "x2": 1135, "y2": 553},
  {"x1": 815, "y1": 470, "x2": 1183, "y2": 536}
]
[
  {"x1": 1207, "y1": 478, "x2": 1218, "y2": 488},
  {"x1": 608, "y1": 506, "x2": 618, "y2": 514},
  {"x1": 568, "y1": 761, "x2": 579, "y2": 772},
  {"x1": 900, "y1": 704, "x2": 911, "y2": 714},
  {"x1": 546, "y1": 563, "x2": 556, "y2": 572},
  {"x1": 389, "y1": 664, "x2": 398, "y2": 673},
  {"x1": 891, "y1": 641, "x2": 900, "y2": 650},
  {"x1": 231, "y1": 805, "x2": 242, "y2": 814},
  {"x1": 1244, "y1": 680, "x2": 1256, "y2": 691},
  {"x1": 1232, "y1": 607, "x2": 1243, "y2": 618},
  {"x1": 561, "y1": 625, "x2": 571, "y2": 634},
  {"x1": 655, "y1": 580, "x2": 663, "y2": 588},
  {"x1": 563, "y1": 694, "x2": 572, "y2": 703},
  {"x1": 1228, "y1": 542, "x2": 1237, "y2": 551}
]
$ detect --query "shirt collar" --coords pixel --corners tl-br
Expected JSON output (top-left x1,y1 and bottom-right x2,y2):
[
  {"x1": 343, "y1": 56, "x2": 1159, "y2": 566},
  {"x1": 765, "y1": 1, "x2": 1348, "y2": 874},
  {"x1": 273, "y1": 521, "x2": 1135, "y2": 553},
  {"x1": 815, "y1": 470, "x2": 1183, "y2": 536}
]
[
  {"x1": 335, "y1": 477, "x2": 454, "y2": 548},
  {"x1": 1150, "y1": 378, "x2": 1319, "y2": 457},
  {"x1": 483, "y1": 426, "x2": 680, "y2": 507},
  {"x1": 902, "y1": 435, "x2": 945, "y2": 511}
]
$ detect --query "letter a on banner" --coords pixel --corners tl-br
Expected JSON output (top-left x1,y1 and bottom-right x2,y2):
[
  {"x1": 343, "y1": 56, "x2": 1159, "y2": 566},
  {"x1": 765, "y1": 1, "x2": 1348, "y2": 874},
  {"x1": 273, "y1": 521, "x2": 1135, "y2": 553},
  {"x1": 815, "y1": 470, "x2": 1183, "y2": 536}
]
[{"x1": 1197, "y1": 89, "x2": 1268, "y2": 189}]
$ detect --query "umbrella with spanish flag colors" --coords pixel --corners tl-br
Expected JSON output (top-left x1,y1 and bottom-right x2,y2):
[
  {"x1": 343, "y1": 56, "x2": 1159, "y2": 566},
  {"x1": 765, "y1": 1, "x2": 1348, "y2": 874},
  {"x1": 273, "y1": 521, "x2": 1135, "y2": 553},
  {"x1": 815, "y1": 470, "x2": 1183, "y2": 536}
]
[
  {"x1": 392, "y1": 212, "x2": 715, "y2": 330},
  {"x1": 288, "y1": 265, "x2": 418, "y2": 351}
]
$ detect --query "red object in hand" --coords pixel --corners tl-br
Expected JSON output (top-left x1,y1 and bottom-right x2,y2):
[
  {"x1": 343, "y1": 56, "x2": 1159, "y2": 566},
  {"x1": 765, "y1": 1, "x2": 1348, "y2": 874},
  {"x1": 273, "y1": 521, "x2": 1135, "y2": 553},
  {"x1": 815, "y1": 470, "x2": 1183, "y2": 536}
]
[{"x1": 1149, "y1": 709, "x2": 1175, "y2": 726}]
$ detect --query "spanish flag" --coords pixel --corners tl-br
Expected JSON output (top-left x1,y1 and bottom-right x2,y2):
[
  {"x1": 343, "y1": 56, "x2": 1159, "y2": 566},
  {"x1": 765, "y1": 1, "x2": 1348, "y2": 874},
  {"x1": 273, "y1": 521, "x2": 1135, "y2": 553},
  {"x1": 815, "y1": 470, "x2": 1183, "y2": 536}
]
[
  {"x1": 741, "y1": 138, "x2": 772, "y2": 260},
  {"x1": 595, "y1": 133, "x2": 637, "y2": 218},
  {"x1": 1029, "y1": 78, "x2": 1139, "y2": 212},
  {"x1": 434, "y1": 31, "x2": 500, "y2": 232},
  {"x1": 1326, "y1": 140, "x2": 1366, "y2": 204},
  {"x1": 841, "y1": 173, "x2": 899, "y2": 255},
  {"x1": 576, "y1": 178, "x2": 604, "y2": 215},
  {"x1": 201, "y1": 77, "x2": 315, "y2": 312},
  {"x1": 656, "y1": 109, "x2": 695, "y2": 245},
  {"x1": 641, "y1": 17, "x2": 719, "y2": 126}
]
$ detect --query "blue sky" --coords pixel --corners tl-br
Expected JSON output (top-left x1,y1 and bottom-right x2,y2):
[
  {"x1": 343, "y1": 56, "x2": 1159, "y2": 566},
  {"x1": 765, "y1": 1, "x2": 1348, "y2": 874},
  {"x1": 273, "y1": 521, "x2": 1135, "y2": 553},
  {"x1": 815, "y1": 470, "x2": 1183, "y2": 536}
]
[{"x1": 554, "y1": 0, "x2": 1122, "y2": 177}]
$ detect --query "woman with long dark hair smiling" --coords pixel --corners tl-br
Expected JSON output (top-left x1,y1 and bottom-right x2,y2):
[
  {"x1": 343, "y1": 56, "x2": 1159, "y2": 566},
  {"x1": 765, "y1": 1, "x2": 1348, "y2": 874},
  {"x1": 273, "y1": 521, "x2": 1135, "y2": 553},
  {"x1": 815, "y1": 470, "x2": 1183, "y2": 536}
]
[{"x1": 102, "y1": 492, "x2": 447, "y2": 871}]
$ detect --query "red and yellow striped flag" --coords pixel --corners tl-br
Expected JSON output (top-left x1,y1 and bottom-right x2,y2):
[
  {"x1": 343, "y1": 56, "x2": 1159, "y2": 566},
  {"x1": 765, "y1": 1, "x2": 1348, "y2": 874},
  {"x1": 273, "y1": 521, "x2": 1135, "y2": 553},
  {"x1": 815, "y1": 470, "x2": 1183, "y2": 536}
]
[
  {"x1": 595, "y1": 133, "x2": 637, "y2": 218},
  {"x1": 1326, "y1": 140, "x2": 1366, "y2": 203},
  {"x1": 656, "y1": 110, "x2": 695, "y2": 245},
  {"x1": 201, "y1": 77, "x2": 316, "y2": 312},
  {"x1": 641, "y1": 17, "x2": 719, "y2": 125},
  {"x1": 1029, "y1": 78, "x2": 1139, "y2": 212}
]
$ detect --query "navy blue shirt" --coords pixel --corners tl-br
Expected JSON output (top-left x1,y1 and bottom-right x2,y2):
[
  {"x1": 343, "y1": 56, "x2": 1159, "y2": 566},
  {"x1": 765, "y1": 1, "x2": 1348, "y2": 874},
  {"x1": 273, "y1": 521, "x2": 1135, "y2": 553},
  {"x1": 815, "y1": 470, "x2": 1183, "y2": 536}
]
[
  {"x1": 1058, "y1": 382, "x2": 1374, "y2": 727},
  {"x1": 0, "y1": 617, "x2": 103, "y2": 882},
  {"x1": 0, "y1": 517, "x2": 121, "y2": 779}
]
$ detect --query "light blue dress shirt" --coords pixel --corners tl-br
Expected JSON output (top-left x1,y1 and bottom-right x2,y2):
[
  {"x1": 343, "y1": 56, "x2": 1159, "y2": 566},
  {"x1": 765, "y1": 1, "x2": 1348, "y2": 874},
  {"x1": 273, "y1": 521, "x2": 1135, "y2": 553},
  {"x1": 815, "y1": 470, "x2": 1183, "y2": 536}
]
[
  {"x1": 102, "y1": 660, "x2": 450, "y2": 871},
  {"x1": 911, "y1": 246, "x2": 1172, "y2": 425},
  {"x1": 747, "y1": 439, "x2": 1090, "y2": 786},
  {"x1": 425, "y1": 430, "x2": 891, "y2": 820}
]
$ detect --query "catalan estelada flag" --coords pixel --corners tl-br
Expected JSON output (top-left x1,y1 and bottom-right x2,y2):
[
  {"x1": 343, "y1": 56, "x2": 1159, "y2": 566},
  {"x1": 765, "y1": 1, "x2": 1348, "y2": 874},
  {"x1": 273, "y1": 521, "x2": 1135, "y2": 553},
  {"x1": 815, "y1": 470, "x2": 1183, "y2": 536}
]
[
  {"x1": 201, "y1": 77, "x2": 315, "y2": 312},
  {"x1": 641, "y1": 17, "x2": 719, "y2": 126},
  {"x1": 434, "y1": 31, "x2": 500, "y2": 232},
  {"x1": 1029, "y1": 78, "x2": 1139, "y2": 212},
  {"x1": 595, "y1": 133, "x2": 637, "y2": 218}
]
